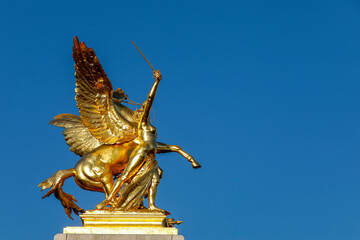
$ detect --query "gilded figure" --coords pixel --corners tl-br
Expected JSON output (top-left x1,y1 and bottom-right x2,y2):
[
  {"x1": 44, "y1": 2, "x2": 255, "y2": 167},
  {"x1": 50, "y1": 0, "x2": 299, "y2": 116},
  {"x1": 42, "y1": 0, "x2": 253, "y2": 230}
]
[{"x1": 38, "y1": 37, "x2": 200, "y2": 219}]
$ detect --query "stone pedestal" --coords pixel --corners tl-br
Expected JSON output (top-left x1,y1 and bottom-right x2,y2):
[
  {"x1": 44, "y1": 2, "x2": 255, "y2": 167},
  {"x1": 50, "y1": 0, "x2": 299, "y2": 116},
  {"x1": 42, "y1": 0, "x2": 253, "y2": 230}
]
[
  {"x1": 54, "y1": 234, "x2": 184, "y2": 240},
  {"x1": 63, "y1": 210, "x2": 178, "y2": 235},
  {"x1": 56, "y1": 210, "x2": 183, "y2": 239}
]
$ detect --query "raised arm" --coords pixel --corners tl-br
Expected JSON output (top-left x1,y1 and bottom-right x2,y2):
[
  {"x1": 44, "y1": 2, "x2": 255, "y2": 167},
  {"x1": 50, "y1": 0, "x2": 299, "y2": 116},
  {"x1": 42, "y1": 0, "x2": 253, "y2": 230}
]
[
  {"x1": 157, "y1": 142, "x2": 201, "y2": 168},
  {"x1": 141, "y1": 70, "x2": 162, "y2": 124}
]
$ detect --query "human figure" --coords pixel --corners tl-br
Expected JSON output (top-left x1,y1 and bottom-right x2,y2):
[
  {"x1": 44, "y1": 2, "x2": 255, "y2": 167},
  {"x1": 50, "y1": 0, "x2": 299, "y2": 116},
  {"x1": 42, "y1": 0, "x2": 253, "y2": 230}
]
[{"x1": 96, "y1": 70, "x2": 162, "y2": 210}]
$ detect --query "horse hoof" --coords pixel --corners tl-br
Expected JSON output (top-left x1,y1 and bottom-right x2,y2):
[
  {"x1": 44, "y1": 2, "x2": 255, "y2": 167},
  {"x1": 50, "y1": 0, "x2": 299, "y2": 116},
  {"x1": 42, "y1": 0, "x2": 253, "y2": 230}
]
[{"x1": 95, "y1": 203, "x2": 107, "y2": 210}]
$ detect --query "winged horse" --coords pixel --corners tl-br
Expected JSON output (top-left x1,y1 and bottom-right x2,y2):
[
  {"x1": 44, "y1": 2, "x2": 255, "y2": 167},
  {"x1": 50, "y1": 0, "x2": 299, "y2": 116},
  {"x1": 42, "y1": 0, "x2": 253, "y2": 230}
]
[{"x1": 38, "y1": 37, "x2": 200, "y2": 219}]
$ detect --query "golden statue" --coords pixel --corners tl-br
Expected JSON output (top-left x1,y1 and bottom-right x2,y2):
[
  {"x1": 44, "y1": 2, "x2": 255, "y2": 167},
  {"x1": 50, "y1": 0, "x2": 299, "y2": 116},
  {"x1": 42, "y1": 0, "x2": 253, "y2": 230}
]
[{"x1": 39, "y1": 37, "x2": 201, "y2": 221}]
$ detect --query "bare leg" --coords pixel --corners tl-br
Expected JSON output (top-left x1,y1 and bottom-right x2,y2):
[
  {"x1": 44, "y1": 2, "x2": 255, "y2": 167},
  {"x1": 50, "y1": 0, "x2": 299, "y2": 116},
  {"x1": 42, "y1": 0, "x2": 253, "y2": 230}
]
[
  {"x1": 96, "y1": 145, "x2": 149, "y2": 209},
  {"x1": 148, "y1": 169, "x2": 161, "y2": 210}
]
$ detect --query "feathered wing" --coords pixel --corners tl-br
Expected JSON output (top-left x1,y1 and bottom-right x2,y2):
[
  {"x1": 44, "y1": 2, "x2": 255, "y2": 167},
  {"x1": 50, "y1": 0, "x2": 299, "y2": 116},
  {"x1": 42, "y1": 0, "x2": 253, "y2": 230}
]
[
  {"x1": 73, "y1": 36, "x2": 138, "y2": 145},
  {"x1": 50, "y1": 114, "x2": 103, "y2": 157}
]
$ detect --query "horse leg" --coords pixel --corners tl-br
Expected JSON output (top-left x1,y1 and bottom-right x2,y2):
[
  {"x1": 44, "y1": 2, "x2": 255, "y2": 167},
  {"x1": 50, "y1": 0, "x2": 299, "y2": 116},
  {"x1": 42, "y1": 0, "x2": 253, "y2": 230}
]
[
  {"x1": 96, "y1": 147, "x2": 148, "y2": 209},
  {"x1": 100, "y1": 173, "x2": 114, "y2": 198},
  {"x1": 156, "y1": 142, "x2": 201, "y2": 168},
  {"x1": 75, "y1": 158, "x2": 114, "y2": 197}
]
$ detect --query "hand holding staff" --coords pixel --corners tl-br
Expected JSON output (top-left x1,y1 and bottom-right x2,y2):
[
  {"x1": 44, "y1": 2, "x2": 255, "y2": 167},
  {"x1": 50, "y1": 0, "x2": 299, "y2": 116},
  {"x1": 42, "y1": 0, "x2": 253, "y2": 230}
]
[{"x1": 131, "y1": 41, "x2": 162, "y2": 81}]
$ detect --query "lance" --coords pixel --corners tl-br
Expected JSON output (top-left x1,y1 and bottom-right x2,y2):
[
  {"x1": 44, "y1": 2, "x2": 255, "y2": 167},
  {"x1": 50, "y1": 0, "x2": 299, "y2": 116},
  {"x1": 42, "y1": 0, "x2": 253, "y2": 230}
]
[
  {"x1": 131, "y1": 41, "x2": 156, "y2": 72},
  {"x1": 131, "y1": 41, "x2": 158, "y2": 121}
]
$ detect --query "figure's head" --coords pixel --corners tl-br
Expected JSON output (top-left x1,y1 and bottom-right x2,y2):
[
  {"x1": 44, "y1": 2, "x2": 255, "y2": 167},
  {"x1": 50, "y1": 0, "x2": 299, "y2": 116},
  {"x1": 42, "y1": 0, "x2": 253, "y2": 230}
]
[
  {"x1": 133, "y1": 107, "x2": 144, "y2": 122},
  {"x1": 133, "y1": 102, "x2": 149, "y2": 122}
]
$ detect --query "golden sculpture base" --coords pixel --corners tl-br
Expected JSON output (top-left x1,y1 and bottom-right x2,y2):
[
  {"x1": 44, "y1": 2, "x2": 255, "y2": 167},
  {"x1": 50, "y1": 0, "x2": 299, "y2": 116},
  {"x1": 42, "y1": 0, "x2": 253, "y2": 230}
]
[{"x1": 63, "y1": 210, "x2": 178, "y2": 235}]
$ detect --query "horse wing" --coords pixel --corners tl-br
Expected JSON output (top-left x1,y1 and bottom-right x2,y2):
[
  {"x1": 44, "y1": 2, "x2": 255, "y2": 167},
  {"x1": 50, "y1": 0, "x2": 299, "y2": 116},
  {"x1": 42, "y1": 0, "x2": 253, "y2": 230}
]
[
  {"x1": 73, "y1": 36, "x2": 138, "y2": 145},
  {"x1": 50, "y1": 113, "x2": 102, "y2": 157}
]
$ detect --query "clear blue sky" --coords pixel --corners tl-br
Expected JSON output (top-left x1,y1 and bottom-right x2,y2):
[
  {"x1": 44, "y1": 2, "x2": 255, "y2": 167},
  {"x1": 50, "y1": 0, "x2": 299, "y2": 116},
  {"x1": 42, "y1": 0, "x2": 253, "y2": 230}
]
[{"x1": 1, "y1": 1, "x2": 360, "y2": 240}]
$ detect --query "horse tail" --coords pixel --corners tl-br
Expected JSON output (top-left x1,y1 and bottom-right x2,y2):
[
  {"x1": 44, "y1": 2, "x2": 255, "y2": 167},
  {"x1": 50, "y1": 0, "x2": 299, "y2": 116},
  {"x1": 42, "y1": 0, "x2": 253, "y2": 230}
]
[{"x1": 38, "y1": 168, "x2": 85, "y2": 219}]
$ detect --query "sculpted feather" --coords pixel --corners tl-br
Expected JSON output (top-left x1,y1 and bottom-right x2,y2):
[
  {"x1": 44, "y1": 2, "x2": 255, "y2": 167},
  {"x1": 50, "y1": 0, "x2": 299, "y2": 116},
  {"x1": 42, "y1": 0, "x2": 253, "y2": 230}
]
[{"x1": 73, "y1": 36, "x2": 138, "y2": 145}]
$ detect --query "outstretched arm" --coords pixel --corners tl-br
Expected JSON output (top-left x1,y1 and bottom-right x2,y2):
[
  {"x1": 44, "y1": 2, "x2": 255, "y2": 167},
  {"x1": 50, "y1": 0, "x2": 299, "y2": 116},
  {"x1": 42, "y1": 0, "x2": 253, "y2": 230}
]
[
  {"x1": 157, "y1": 142, "x2": 201, "y2": 168},
  {"x1": 141, "y1": 70, "x2": 162, "y2": 124}
]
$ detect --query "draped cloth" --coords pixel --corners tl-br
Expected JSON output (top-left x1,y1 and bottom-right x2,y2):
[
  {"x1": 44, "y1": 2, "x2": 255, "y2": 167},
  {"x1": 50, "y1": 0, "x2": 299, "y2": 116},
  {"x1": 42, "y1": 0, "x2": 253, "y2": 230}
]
[{"x1": 114, "y1": 156, "x2": 159, "y2": 210}]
